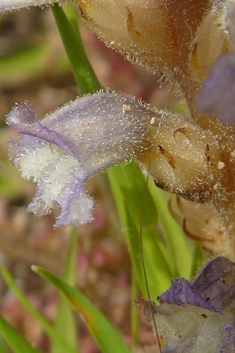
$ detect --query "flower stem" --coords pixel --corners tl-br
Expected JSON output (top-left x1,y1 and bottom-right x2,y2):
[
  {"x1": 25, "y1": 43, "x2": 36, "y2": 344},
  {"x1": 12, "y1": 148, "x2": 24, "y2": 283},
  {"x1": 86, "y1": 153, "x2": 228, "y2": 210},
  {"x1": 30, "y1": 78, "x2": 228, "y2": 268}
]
[
  {"x1": 131, "y1": 267, "x2": 139, "y2": 349},
  {"x1": 51, "y1": 4, "x2": 101, "y2": 95}
]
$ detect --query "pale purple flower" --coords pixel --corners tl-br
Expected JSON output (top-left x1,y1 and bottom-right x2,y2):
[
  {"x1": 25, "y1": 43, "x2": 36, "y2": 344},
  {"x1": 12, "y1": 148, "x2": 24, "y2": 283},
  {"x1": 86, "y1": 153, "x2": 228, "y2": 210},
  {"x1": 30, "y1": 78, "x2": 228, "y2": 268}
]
[
  {"x1": 142, "y1": 257, "x2": 235, "y2": 352},
  {"x1": 6, "y1": 91, "x2": 159, "y2": 226},
  {"x1": 198, "y1": 53, "x2": 235, "y2": 124}
]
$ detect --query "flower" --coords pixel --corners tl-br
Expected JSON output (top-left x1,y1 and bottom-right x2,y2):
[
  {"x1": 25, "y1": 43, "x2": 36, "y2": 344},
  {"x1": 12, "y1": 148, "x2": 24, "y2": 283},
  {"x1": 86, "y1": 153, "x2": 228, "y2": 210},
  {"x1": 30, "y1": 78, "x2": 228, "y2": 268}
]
[
  {"x1": 7, "y1": 88, "x2": 227, "y2": 228},
  {"x1": 3, "y1": 0, "x2": 235, "y2": 264},
  {"x1": 6, "y1": 91, "x2": 160, "y2": 226},
  {"x1": 137, "y1": 257, "x2": 235, "y2": 352},
  {"x1": 198, "y1": 53, "x2": 235, "y2": 124}
]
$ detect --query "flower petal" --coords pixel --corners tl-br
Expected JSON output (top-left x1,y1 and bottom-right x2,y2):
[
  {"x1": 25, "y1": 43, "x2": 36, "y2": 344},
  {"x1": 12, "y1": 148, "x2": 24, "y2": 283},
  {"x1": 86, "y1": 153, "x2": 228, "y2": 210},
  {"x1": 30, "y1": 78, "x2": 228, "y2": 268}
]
[
  {"x1": 198, "y1": 53, "x2": 235, "y2": 124},
  {"x1": 159, "y1": 257, "x2": 235, "y2": 313},
  {"x1": 0, "y1": 0, "x2": 58, "y2": 13},
  {"x1": 159, "y1": 278, "x2": 220, "y2": 313},
  {"x1": 148, "y1": 302, "x2": 234, "y2": 353},
  {"x1": 192, "y1": 256, "x2": 235, "y2": 312},
  {"x1": 6, "y1": 91, "x2": 159, "y2": 226}
]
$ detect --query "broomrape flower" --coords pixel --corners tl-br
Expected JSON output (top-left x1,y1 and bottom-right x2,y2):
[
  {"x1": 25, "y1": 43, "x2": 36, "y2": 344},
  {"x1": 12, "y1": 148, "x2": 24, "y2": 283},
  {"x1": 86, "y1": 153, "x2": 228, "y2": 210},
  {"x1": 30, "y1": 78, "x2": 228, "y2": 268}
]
[
  {"x1": 137, "y1": 257, "x2": 235, "y2": 352},
  {"x1": 6, "y1": 91, "x2": 164, "y2": 226},
  {"x1": 6, "y1": 87, "x2": 226, "y2": 229},
  {"x1": 3, "y1": 0, "x2": 235, "y2": 349},
  {"x1": 2, "y1": 0, "x2": 235, "y2": 259}
]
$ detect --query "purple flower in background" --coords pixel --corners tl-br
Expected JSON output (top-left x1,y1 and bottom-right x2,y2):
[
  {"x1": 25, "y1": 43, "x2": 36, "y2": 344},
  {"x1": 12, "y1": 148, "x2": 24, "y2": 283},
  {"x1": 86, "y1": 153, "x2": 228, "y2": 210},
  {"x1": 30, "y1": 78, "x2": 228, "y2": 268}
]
[
  {"x1": 6, "y1": 91, "x2": 159, "y2": 226},
  {"x1": 141, "y1": 257, "x2": 235, "y2": 352},
  {"x1": 198, "y1": 53, "x2": 235, "y2": 124}
]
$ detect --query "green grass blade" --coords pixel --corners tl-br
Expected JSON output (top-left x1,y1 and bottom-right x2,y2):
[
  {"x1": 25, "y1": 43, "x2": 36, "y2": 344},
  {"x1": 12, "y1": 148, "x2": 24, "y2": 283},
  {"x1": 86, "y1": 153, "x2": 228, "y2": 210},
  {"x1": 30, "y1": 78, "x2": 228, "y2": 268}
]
[
  {"x1": 51, "y1": 4, "x2": 101, "y2": 94},
  {"x1": 33, "y1": 266, "x2": 131, "y2": 353},
  {"x1": 51, "y1": 228, "x2": 79, "y2": 353},
  {"x1": 107, "y1": 162, "x2": 175, "y2": 298},
  {"x1": 0, "y1": 314, "x2": 41, "y2": 353},
  {"x1": 0, "y1": 265, "x2": 78, "y2": 353}
]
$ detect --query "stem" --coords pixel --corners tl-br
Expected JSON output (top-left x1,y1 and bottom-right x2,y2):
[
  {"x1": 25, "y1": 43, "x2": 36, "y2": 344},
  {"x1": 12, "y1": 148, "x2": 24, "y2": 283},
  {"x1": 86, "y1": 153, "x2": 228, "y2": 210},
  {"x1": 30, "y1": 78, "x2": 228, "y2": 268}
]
[
  {"x1": 131, "y1": 267, "x2": 139, "y2": 349},
  {"x1": 52, "y1": 4, "x2": 101, "y2": 95}
]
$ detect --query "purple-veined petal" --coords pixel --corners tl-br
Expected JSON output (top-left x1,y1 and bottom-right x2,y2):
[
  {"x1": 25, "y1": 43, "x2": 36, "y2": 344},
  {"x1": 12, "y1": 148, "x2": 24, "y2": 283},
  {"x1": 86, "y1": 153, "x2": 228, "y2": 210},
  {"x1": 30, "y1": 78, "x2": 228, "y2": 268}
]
[
  {"x1": 159, "y1": 257, "x2": 235, "y2": 313},
  {"x1": 0, "y1": 0, "x2": 59, "y2": 13},
  {"x1": 159, "y1": 278, "x2": 220, "y2": 313},
  {"x1": 198, "y1": 53, "x2": 235, "y2": 124},
  {"x1": 192, "y1": 256, "x2": 235, "y2": 312},
  {"x1": 6, "y1": 90, "x2": 160, "y2": 226}
]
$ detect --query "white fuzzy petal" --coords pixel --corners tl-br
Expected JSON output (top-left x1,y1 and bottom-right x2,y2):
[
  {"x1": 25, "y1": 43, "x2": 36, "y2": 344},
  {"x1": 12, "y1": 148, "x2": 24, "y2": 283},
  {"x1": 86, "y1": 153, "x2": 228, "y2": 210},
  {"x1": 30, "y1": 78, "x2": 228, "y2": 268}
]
[{"x1": 0, "y1": 0, "x2": 59, "y2": 13}]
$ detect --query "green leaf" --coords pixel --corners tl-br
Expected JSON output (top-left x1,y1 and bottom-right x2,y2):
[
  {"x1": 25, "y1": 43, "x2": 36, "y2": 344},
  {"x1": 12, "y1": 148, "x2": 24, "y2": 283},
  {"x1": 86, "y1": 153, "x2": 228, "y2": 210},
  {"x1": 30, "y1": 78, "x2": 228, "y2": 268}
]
[
  {"x1": 51, "y1": 228, "x2": 79, "y2": 353},
  {"x1": 0, "y1": 332, "x2": 9, "y2": 353},
  {"x1": 0, "y1": 314, "x2": 41, "y2": 353},
  {"x1": 33, "y1": 266, "x2": 131, "y2": 353},
  {"x1": 0, "y1": 265, "x2": 77, "y2": 353}
]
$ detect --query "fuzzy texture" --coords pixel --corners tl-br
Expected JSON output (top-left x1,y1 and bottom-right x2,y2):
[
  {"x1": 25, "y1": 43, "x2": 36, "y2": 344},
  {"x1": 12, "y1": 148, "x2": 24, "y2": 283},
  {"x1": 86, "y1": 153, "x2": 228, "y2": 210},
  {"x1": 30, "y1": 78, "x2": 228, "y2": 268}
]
[
  {"x1": 0, "y1": 0, "x2": 59, "y2": 12},
  {"x1": 142, "y1": 257, "x2": 235, "y2": 352},
  {"x1": 3, "y1": 0, "x2": 235, "y2": 261},
  {"x1": 6, "y1": 91, "x2": 159, "y2": 226}
]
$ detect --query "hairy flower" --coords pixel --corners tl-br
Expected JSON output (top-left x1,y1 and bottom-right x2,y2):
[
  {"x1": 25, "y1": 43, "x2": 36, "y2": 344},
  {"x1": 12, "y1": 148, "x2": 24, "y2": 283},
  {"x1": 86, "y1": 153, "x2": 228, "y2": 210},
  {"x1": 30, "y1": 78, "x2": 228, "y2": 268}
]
[
  {"x1": 3, "y1": 0, "x2": 235, "y2": 262},
  {"x1": 6, "y1": 91, "x2": 160, "y2": 226},
  {"x1": 137, "y1": 257, "x2": 235, "y2": 353},
  {"x1": 7, "y1": 88, "x2": 227, "y2": 228}
]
